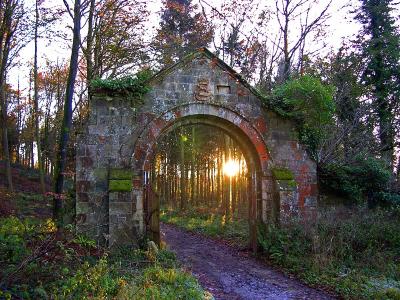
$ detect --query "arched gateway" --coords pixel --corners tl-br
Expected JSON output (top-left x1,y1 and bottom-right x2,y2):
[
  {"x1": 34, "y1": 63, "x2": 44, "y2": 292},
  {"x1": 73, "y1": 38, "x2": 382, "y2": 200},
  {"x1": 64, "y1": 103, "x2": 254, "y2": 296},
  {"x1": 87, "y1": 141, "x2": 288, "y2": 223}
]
[{"x1": 76, "y1": 48, "x2": 318, "y2": 250}]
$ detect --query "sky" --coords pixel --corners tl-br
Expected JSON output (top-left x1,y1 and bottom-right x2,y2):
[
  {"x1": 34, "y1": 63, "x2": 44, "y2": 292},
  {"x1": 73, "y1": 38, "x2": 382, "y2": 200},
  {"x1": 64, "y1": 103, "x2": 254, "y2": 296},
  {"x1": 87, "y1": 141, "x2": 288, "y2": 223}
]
[{"x1": 8, "y1": 0, "x2": 398, "y2": 89}]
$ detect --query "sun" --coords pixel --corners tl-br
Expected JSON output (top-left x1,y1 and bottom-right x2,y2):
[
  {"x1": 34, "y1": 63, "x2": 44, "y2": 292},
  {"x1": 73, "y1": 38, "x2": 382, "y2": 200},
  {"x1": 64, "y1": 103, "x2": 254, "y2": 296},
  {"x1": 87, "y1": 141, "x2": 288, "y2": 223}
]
[{"x1": 223, "y1": 159, "x2": 240, "y2": 177}]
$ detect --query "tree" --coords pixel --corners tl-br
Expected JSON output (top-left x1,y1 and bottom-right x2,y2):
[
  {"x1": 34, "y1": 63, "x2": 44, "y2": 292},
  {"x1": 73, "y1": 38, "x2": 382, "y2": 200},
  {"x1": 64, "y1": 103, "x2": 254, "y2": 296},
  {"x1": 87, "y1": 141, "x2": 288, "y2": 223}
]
[
  {"x1": 33, "y1": 0, "x2": 46, "y2": 194},
  {"x1": 273, "y1": 0, "x2": 332, "y2": 82},
  {"x1": 53, "y1": 0, "x2": 81, "y2": 222},
  {"x1": 153, "y1": 0, "x2": 213, "y2": 67},
  {"x1": 84, "y1": 0, "x2": 149, "y2": 91},
  {"x1": 355, "y1": 0, "x2": 400, "y2": 168},
  {"x1": 0, "y1": 0, "x2": 24, "y2": 192}
]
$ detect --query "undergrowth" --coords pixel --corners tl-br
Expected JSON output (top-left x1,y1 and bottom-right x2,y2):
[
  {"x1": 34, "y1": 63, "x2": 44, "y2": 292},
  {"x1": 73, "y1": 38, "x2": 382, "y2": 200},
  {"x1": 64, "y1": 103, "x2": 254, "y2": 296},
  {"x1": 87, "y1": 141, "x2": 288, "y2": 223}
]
[
  {"x1": 258, "y1": 206, "x2": 400, "y2": 299},
  {"x1": 0, "y1": 216, "x2": 206, "y2": 299}
]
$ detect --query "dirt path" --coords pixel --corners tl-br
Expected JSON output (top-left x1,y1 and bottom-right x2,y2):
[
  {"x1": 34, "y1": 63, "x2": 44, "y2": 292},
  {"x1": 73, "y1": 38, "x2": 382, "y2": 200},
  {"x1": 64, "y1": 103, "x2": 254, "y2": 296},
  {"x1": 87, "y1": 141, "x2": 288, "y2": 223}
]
[{"x1": 161, "y1": 223, "x2": 336, "y2": 300}]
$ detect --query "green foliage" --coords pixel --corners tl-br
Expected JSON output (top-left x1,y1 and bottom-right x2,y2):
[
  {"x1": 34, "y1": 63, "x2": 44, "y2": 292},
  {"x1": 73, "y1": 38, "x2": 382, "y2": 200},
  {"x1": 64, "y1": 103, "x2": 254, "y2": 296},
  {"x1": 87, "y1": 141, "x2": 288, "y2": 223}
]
[
  {"x1": 72, "y1": 234, "x2": 97, "y2": 248},
  {"x1": 258, "y1": 207, "x2": 400, "y2": 299},
  {"x1": 91, "y1": 69, "x2": 152, "y2": 102},
  {"x1": 270, "y1": 75, "x2": 335, "y2": 160},
  {"x1": 56, "y1": 257, "x2": 119, "y2": 299},
  {"x1": 355, "y1": 0, "x2": 400, "y2": 163},
  {"x1": 121, "y1": 266, "x2": 205, "y2": 300},
  {"x1": 0, "y1": 217, "x2": 31, "y2": 265},
  {"x1": 258, "y1": 224, "x2": 311, "y2": 269},
  {"x1": 0, "y1": 214, "x2": 204, "y2": 300},
  {"x1": 319, "y1": 155, "x2": 399, "y2": 205}
]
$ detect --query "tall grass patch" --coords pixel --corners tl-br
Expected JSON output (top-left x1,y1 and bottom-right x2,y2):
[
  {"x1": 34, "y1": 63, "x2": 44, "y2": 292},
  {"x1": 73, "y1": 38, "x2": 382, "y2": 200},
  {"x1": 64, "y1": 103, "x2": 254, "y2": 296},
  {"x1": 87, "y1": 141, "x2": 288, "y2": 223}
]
[{"x1": 258, "y1": 206, "x2": 400, "y2": 299}]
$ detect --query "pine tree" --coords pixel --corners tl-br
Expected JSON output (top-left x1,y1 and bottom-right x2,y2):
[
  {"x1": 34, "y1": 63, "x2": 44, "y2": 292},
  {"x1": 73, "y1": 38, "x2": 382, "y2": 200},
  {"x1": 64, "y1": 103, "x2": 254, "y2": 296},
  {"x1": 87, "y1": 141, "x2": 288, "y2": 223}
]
[
  {"x1": 153, "y1": 0, "x2": 213, "y2": 67},
  {"x1": 356, "y1": 0, "x2": 400, "y2": 167}
]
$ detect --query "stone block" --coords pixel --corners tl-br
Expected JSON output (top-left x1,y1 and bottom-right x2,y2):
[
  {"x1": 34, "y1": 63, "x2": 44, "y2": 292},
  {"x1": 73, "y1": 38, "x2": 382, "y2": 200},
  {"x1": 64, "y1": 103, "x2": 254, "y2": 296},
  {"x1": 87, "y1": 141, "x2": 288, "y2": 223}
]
[
  {"x1": 109, "y1": 202, "x2": 133, "y2": 215},
  {"x1": 77, "y1": 192, "x2": 89, "y2": 202},
  {"x1": 110, "y1": 169, "x2": 133, "y2": 180},
  {"x1": 76, "y1": 180, "x2": 92, "y2": 192},
  {"x1": 109, "y1": 192, "x2": 132, "y2": 202}
]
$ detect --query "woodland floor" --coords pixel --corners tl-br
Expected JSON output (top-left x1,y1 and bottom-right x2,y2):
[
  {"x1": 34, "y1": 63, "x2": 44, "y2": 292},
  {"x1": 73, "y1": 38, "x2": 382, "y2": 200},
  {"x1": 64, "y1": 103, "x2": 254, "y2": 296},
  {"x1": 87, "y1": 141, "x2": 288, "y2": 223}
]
[{"x1": 161, "y1": 222, "x2": 336, "y2": 300}]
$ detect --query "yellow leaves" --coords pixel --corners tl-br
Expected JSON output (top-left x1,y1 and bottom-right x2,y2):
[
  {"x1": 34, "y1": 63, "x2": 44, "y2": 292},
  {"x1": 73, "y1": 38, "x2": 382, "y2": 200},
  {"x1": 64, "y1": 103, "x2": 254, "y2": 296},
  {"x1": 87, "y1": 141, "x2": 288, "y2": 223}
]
[
  {"x1": 42, "y1": 218, "x2": 57, "y2": 233},
  {"x1": 118, "y1": 278, "x2": 127, "y2": 287}
]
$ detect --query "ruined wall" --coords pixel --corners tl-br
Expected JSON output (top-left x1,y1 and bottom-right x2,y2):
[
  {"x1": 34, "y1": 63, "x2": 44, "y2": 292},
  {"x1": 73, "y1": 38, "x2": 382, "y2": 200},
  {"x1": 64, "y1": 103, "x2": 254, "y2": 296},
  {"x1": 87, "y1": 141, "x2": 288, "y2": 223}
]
[{"x1": 76, "y1": 51, "x2": 318, "y2": 246}]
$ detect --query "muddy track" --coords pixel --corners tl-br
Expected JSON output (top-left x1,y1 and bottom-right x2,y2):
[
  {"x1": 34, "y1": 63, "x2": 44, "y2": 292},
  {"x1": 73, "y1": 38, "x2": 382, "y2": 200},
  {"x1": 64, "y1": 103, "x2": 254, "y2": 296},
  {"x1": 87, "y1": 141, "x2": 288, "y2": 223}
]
[{"x1": 161, "y1": 223, "x2": 336, "y2": 300}]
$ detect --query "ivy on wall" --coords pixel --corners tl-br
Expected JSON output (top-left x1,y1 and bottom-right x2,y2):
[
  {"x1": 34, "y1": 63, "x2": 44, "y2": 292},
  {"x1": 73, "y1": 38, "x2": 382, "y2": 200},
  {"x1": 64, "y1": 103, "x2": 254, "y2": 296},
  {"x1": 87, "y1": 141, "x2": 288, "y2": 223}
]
[
  {"x1": 91, "y1": 69, "x2": 152, "y2": 103},
  {"x1": 267, "y1": 75, "x2": 335, "y2": 162}
]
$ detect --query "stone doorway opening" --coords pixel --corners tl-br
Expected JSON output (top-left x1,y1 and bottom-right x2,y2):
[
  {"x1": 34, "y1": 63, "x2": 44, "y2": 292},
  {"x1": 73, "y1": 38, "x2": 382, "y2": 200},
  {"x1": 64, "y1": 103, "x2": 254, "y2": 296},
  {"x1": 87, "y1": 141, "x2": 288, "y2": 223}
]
[
  {"x1": 149, "y1": 123, "x2": 251, "y2": 248},
  {"x1": 137, "y1": 113, "x2": 264, "y2": 251}
]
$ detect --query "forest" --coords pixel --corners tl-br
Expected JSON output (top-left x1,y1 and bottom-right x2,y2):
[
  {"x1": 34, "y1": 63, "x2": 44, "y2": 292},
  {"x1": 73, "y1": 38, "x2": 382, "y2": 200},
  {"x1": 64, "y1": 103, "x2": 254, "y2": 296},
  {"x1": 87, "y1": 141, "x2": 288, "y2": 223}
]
[{"x1": 0, "y1": 0, "x2": 400, "y2": 299}]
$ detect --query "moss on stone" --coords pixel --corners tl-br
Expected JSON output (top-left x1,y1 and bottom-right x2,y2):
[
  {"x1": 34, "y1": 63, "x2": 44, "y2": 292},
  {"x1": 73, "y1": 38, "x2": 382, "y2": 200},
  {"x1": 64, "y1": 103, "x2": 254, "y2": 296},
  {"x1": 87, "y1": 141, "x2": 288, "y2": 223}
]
[
  {"x1": 271, "y1": 167, "x2": 295, "y2": 180},
  {"x1": 287, "y1": 180, "x2": 297, "y2": 188},
  {"x1": 109, "y1": 180, "x2": 132, "y2": 192},
  {"x1": 109, "y1": 169, "x2": 132, "y2": 180}
]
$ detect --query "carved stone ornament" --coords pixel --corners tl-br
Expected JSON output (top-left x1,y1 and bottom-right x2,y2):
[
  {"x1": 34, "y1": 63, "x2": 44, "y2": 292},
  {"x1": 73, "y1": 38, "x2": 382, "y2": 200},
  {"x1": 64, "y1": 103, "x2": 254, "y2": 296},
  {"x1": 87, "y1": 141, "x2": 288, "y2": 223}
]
[{"x1": 194, "y1": 78, "x2": 212, "y2": 101}]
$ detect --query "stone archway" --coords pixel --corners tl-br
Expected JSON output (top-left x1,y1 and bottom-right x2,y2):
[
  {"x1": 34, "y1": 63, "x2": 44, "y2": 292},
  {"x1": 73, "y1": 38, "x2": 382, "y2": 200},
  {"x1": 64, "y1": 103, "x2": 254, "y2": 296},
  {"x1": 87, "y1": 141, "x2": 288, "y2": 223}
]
[
  {"x1": 75, "y1": 48, "x2": 318, "y2": 249},
  {"x1": 130, "y1": 103, "x2": 271, "y2": 251}
]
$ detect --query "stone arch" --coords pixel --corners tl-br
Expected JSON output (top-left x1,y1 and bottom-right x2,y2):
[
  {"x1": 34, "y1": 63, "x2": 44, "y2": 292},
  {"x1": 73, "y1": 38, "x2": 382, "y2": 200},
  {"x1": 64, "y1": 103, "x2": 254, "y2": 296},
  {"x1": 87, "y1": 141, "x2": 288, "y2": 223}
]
[
  {"x1": 76, "y1": 48, "x2": 318, "y2": 249},
  {"x1": 131, "y1": 103, "x2": 273, "y2": 251}
]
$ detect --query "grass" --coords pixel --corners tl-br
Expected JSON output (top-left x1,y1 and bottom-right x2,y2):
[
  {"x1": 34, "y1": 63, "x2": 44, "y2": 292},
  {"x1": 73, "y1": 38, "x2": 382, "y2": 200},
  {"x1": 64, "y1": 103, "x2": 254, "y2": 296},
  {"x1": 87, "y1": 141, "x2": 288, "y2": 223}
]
[
  {"x1": 258, "y1": 206, "x2": 400, "y2": 299},
  {"x1": 160, "y1": 208, "x2": 249, "y2": 247}
]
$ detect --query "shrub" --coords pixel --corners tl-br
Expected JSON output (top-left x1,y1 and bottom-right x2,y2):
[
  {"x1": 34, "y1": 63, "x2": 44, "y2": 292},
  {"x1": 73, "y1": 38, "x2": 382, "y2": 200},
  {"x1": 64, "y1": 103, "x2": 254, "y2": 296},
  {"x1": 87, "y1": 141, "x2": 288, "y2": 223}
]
[
  {"x1": 91, "y1": 69, "x2": 152, "y2": 103},
  {"x1": 319, "y1": 155, "x2": 399, "y2": 206}
]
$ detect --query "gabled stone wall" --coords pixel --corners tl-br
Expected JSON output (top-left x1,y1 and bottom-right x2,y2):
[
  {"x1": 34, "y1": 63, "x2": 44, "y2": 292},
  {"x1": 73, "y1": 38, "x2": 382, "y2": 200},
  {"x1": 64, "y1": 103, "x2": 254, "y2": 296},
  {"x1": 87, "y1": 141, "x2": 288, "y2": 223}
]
[{"x1": 76, "y1": 50, "x2": 318, "y2": 247}]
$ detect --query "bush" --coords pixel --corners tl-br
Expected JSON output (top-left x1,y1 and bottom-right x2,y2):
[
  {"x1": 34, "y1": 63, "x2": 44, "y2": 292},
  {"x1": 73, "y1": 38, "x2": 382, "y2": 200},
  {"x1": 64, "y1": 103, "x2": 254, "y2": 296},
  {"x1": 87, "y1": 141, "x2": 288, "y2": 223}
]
[
  {"x1": 319, "y1": 155, "x2": 399, "y2": 206},
  {"x1": 91, "y1": 69, "x2": 152, "y2": 103},
  {"x1": 122, "y1": 266, "x2": 205, "y2": 300}
]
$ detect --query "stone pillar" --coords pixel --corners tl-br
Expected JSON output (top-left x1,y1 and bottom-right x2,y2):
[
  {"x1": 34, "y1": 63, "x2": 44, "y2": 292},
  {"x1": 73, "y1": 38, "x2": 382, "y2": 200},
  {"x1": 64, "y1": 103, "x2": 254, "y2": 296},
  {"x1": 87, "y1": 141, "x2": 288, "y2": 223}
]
[
  {"x1": 108, "y1": 169, "x2": 136, "y2": 247},
  {"x1": 271, "y1": 167, "x2": 299, "y2": 224}
]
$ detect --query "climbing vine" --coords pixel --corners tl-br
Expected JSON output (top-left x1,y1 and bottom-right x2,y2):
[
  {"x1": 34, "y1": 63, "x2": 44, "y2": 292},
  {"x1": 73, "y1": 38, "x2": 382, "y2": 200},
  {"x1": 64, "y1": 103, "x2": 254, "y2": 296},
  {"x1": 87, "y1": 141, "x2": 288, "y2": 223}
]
[{"x1": 267, "y1": 75, "x2": 335, "y2": 162}]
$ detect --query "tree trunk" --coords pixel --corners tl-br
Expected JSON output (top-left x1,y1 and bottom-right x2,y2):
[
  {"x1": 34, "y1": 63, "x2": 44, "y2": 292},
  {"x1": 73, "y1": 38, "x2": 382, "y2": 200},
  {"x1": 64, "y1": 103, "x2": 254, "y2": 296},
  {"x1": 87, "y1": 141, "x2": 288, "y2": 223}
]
[
  {"x1": 53, "y1": 0, "x2": 81, "y2": 222},
  {"x1": 0, "y1": 86, "x2": 13, "y2": 191},
  {"x1": 34, "y1": 0, "x2": 46, "y2": 194},
  {"x1": 0, "y1": 0, "x2": 17, "y2": 192}
]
